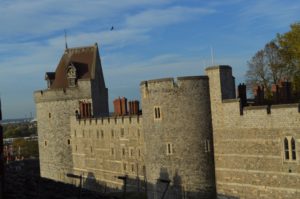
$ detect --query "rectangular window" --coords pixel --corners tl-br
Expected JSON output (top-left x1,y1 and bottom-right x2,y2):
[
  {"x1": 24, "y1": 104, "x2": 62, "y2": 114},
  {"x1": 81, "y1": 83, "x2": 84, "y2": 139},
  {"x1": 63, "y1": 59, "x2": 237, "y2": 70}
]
[
  {"x1": 166, "y1": 143, "x2": 173, "y2": 155},
  {"x1": 291, "y1": 138, "x2": 296, "y2": 161},
  {"x1": 284, "y1": 138, "x2": 290, "y2": 160},
  {"x1": 111, "y1": 148, "x2": 114, "y2": 156},
  {"x1": 137, "y1": 129, "x2": 141, "y2": 138},
  {"x1": 123, "y1": 163, "x2": 127, "y2": 171},
  {"x1": 121, "y1": 128, "x2": 125, "y2": 137},
  {"x1": 74, "y1": 130, "x2": 77, "y2": 137},
  {"x1": 101, "y1": 130, "x2": 104, "y2": 138},
  {"x1": 111, "y1": 130, "x2": 114, "y2": 138},
  {"x1": 122, "y1": 148, "x2": 126, "y2": 157},
  {"x1": 131, "y1": 164, "x2": 135, "y2": 173},
  {"x1": 97, "y1": 130, "x2": 99, "y2": 139},
  {"x1": 205, "y1": 139, "x2": 210, "y2": 153},
  {"x1": 154, "y1": 106, "x2": 161, "y2": 120},
  {"x1": 130, "y1": 148, "x2": 134, "y2": 157}
]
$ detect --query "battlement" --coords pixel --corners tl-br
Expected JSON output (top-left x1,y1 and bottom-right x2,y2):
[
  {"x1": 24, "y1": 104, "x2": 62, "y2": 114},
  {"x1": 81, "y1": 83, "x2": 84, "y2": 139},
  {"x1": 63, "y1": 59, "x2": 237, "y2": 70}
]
[
  {"x1": 223, "y1": 98, "x2": 300, "y2": 115},
  {"x1": 34, "y1": 80, "x2": 92, "y2": 103},
  {"x1": 140, "y1": 76, "x2": 208, "y2": 95},
  {"x1": 205, "y1": 65, "x2": 232, "y2": 71},
  {"x1": 72, "y1": 115, "x2": 142, "y2": 126},
  {"x1": 220, "y1": 98, "x2": 300, "y2": 128}
]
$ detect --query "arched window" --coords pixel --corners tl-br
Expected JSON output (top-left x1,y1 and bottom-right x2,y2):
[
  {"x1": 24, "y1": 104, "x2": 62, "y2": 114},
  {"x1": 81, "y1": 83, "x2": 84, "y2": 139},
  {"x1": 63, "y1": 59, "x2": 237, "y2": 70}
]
[
  {"x1": 291, "y1": 137, "x2": 296, "y2": 160},
  {"x1": 284, "y1": 138, "x2": 289, "y2": 160}
]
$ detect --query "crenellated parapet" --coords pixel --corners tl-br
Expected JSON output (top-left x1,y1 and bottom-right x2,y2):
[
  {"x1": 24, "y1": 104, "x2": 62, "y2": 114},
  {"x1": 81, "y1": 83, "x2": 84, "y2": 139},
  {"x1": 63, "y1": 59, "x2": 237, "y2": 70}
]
[
  {"x1": 140, "y1": 76, "x2": 209, "y2": 96},
  {"x1": 34, "y1": 80, "x2": 92, "y2": 103},
  {"x1": 73, "y1": 115, "x2": 142, "y2": 126}
]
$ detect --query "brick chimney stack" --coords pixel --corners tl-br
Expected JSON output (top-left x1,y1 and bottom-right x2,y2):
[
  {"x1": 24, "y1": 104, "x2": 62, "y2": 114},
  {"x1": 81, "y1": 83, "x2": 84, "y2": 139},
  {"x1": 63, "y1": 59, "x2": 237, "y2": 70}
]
[
  {"x1": 128, "y1": 100, "x2": 140, "y2": 115},
  {"x1": 113, "y1": 97, "x2": 128, "y2": 116}
]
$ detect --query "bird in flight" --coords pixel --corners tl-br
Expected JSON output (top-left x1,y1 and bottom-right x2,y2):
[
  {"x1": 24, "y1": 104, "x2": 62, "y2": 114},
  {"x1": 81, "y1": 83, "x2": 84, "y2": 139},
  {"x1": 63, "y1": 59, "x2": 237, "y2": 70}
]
[{"x1": 110, "y1": 26, "x2": 114, "y2": 31}]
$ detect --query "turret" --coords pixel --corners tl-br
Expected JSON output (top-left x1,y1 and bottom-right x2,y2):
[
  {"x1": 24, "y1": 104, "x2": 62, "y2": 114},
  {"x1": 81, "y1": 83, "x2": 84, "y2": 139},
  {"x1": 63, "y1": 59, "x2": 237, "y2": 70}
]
[{"x1": 141, "y1": 76, "x2": 216, "y2": 199}]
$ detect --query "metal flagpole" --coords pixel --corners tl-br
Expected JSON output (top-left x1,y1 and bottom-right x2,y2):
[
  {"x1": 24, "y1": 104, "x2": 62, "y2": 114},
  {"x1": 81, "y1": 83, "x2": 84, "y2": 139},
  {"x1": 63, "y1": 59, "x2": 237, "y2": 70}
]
[{"x1": 0, "y1": 98, "x2": 4, "y2": 198}]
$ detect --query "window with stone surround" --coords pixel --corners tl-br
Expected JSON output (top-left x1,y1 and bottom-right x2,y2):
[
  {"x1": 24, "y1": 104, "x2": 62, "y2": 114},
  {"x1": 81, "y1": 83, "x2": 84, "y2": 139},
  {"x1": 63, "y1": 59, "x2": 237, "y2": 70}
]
[
  {"x1": 129, "y1": 147, "x2": 134, "y2": 157},
  {"x1": 97, "y1": 130, "x2": 99, "y2": 139},
  {"x1": 123, "y1": 163, "x2": 127, "y2": 171},
  {"x1": 101, "y1": 130, "x2": 104, "y2": 139},
  {"x1": 122, "y1": 148, "x2": 126, "y2": 157},
  {"x1": 111, "y1": 147, "x2": 115, "y2": 156},
  {"x1": 111, "y1": 129, "x2": 114, "y2": 138},
  {"x1": 284, "y1": 136, "x2": 297, "y2": 161},
  {"x1": 138, "y1": 149, "x2": 141, "y2": 157},
  {"x1": 284, "y1": 138, "x2": 289, "y2": 160},
  {"x1": 204, "y1": 139, "x2": 210, "y2": 153},
  {"x1": 291, "y1": 137, "x2": 296, "y2": 160},
  {"x1": 166, "y1": 143, "x2": 173, "y2": 155},
  {"x1": 121, "y1": 128, "x2": 125, "y2": 137},
  {"x1": 154, "y1": 106, "x2": 161, "y2": 120}
]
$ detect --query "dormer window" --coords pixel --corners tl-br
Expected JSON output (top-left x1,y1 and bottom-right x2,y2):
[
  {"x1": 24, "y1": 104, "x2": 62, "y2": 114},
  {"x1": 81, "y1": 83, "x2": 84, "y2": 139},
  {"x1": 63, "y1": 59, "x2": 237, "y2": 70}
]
[
  {"x1": 67, "y1": 64, "x2": 77, "y2": 87},
  {"x1": 45, "y1": 72, "x2": 55, "y2": 89}
]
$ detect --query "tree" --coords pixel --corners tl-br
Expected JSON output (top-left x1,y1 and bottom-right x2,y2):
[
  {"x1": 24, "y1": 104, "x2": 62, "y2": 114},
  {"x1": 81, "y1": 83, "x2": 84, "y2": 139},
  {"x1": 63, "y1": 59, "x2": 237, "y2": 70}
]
[
  {"x1": 12, "y1": 138, "x2": 39, "y2": 158},
  {"x1": 246, "y1": 22, "x2": 300, "y2": 98},
  {"x1": 277, "y1": 22, "x2": 300, "y2": 93},
  {"x1": 246, "y1": 42, "x2": 285, "y2": 98},
  {"x1": 246, "y1": 49, "x2": 271, "y2": 96}
]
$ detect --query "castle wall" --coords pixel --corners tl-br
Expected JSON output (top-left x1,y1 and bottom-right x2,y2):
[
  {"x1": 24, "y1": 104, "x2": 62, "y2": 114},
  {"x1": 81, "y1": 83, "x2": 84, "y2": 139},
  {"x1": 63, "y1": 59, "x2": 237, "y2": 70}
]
[
  {"x1": 141, "y1": 77, "x2": 216, "y2": 199},
  {"x1": 207, "y1": 66, "x2": 300, "y2": 199},
  {"x1": 70, "y1": 115, "x2": 145, "y2": 192},
  {"x1": 34, "y1": 80, "x2": 92, "y2": 183}
]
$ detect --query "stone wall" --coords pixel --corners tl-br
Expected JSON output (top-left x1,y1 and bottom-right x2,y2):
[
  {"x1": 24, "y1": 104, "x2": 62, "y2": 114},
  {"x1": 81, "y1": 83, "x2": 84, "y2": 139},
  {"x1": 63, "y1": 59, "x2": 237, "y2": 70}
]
[
  {"x1": 70, "y1": 115, "x2": 145, "y2": 192},
  {"x1": 34, "y1": 80, "x2": 93, "y2": 183},
  {"x1": 207, "y1": 66, "x2": 300, "y2": 199},
  {"x1": 141, "y1": 76, "x2": 216, "y2": 199}
]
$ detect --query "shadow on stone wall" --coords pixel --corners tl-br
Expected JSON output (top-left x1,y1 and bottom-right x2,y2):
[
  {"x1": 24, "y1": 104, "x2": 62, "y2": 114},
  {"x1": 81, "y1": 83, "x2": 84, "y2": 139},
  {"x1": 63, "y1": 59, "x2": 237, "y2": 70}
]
[
  {"x1": 5, "y1": 160, "x2": 240, "y2": 199},
  {"x1": 80, "y1": 169, "x2": 240, "y2": 199}
]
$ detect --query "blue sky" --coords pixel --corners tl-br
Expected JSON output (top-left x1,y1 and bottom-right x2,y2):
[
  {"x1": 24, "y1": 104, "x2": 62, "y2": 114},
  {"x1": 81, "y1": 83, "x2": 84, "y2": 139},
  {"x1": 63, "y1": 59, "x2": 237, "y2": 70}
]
[{"x1": 0, "y1": 0, "x2": 299, "y2": 119}]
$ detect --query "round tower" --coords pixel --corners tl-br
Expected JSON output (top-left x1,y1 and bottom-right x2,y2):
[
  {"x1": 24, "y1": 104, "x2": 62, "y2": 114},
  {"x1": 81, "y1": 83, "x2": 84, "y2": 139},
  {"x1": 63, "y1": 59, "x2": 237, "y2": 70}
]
[{"x1": 141, "y1": 76, "x2": 216, "y2": 199}]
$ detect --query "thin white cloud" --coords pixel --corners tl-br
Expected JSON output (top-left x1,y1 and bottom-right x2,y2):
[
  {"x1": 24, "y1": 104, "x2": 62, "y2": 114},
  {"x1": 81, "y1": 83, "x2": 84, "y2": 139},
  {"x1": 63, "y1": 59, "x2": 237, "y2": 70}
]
[
  {"x1": 0, "y1": 0, "x2": 172, "y2": 37},
  {"x1": 125, "y1": 6, "x2": 215, "y2": 28},
  {"x1": 239, "y1": 0, "x2": 300, "y2": 28}
]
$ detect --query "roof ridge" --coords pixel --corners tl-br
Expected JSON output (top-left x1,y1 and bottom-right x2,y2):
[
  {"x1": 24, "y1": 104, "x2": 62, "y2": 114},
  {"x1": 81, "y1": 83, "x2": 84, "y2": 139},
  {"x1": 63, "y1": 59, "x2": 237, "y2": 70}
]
[{"x1": 65, "y1": 44, "x2": 96, "y2": 53}]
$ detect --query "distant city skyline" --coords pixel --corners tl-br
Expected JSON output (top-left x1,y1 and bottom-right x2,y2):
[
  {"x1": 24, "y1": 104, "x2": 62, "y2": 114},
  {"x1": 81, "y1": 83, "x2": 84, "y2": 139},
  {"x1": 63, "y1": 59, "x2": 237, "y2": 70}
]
[{"x1": 0, "y1": 0, "x2": 300, "y2": 119}]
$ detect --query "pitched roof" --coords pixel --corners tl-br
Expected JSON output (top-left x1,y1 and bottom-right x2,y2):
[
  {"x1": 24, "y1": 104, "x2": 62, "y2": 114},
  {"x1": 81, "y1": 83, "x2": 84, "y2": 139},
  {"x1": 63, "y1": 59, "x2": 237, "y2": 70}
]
[{"x1": 49, "y1": 44, "x2": 99, "y2": 89}]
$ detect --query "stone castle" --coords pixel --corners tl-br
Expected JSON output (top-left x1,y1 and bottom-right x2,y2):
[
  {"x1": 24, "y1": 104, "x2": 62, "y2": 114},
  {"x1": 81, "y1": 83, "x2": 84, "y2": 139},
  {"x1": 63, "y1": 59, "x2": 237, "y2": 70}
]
[{"x1": 34, "y1": 44, "x2": 299, "y2": 199}]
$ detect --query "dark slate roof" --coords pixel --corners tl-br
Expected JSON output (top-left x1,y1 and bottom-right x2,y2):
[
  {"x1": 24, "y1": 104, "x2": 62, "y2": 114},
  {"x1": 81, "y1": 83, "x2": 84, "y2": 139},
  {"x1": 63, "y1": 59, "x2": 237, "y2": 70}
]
[{"x1": 49, "y1": 44, "x2": 98, "y2": 89}]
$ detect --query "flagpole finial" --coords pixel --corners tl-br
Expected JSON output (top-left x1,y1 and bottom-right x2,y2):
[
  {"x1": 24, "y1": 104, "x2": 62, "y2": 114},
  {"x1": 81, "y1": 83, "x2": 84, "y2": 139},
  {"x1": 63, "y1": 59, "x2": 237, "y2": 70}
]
[{"x1": 64, "y1": 30, "x2": 68, "y2": 50}]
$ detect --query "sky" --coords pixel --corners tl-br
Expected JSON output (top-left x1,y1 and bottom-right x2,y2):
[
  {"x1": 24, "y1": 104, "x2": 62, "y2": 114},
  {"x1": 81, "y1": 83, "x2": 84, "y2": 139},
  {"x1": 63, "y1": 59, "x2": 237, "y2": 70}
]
[{"x1": 0, "y1": 0, "x2": 299, "y2": 119}]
